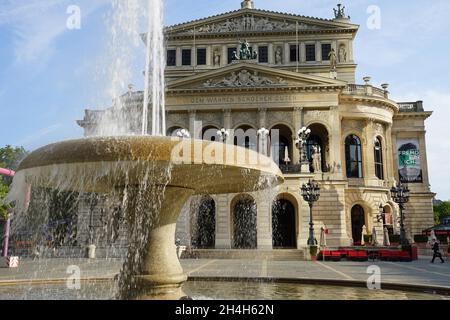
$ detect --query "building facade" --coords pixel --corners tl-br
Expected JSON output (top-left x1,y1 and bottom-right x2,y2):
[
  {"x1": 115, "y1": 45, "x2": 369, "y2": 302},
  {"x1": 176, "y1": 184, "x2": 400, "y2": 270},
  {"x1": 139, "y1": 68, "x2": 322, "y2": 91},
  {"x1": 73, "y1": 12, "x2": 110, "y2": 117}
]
[{"x1": 77, "y1": 1, "x2": 435, "y2": 252}]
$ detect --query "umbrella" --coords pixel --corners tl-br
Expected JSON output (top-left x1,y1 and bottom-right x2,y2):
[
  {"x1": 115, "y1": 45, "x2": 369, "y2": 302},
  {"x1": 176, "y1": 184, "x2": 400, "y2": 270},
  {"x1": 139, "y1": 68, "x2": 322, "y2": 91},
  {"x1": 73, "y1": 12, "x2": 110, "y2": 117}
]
[
  {"x1": 361, "y1": 225, "x2": 367, "y2": 246},
  {"x1": 383, "y1": 227, "x2": 391, "y2": 246},
  {"x1": 371, "y1": 227, "x2": 379, "y2": 246},
  {"x1": 283, "y1": 147, "x2": 291, "y2": 164},
  {"x1": 319, "y1": 227, "x2": 327, "y2": 248}
]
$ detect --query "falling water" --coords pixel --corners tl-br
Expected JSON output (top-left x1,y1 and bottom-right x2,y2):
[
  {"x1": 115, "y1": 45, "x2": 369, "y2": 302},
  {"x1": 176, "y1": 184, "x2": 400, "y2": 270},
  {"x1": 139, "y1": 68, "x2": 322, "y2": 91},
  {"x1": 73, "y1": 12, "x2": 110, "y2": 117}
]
[{"x1": 142, "y1": 0, "x2": 166, "y2": 136}]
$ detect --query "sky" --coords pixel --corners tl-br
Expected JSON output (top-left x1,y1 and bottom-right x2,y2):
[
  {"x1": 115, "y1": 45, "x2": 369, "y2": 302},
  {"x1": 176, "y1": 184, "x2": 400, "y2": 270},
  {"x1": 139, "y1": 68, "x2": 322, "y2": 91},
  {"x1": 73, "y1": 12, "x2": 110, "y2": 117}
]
[{"x1": 0, "y1": 0, "x2": 449, "y2": 199}]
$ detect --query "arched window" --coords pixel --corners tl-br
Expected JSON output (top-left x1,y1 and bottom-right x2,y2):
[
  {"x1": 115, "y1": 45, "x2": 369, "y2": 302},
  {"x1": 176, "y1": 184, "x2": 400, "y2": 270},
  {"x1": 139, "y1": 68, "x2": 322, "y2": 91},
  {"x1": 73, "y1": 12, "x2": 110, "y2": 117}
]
[
  {"x1": 345, "y1": 135, "x2": 363, "y2": 178},
  {"x1": 234, "y1": 126, "x2": 257, "y2": 151},
  {"x1": 374, "y1": 137, "x2": 384, "y2": 180}
]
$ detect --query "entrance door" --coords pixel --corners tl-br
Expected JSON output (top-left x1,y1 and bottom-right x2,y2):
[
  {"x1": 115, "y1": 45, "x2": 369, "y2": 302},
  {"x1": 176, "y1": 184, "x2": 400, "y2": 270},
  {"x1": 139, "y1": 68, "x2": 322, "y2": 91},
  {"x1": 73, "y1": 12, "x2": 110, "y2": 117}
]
[
  {"x1": 351, "y1": 205, "x2": 365, "y2": 245},
  {"x1": 195, "y1": 197, "x2": 216, "y2": 249},
  {"x1": 233, "y1": 197, "x2": 257, "y2": 249},
  {"x1": 272, "y1": 199, "x2": 296, "y2": 248}
]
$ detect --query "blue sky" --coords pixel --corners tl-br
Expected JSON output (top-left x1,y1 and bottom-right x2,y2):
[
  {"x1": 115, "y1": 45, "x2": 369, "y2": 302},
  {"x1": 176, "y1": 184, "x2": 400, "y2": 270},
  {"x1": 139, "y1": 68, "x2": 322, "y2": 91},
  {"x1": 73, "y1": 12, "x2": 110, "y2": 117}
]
[{"x1": 0, "y1": 0, "x2": 449, "y2": 199}]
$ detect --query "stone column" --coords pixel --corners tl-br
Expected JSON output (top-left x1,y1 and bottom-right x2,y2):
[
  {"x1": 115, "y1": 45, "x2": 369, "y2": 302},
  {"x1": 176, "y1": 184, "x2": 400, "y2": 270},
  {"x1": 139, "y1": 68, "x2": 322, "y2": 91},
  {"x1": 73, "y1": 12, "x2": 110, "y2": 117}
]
[
  {"x1": 328, "y1": 106, "x2": 342, "y2": 178},
  {"x1": 292, "y1": 107, "x2": 303, "y2": 164},
  {"x1": 418, "y1": 132, "x2": 431, "y2": 189},
  {"x1": 223, "y1": 108, "x2": 232, "y2": 129},
  {"x1": 176, "y1": 47, "x2": 182, "y2": 67},
  {"x1": 215, "y1": 194, "x2": 232, "y2": 249},
  {"x1": 188, "y1": 109, "x2": 199, "y2": 139},
  {"x1": 256, "y1": 192, "x2": 273, "y2": 249},
  {"x1": 206, "y1": 46, "x2": 212, "y2": 66},
  {"x1": 385, "y1": 123, "x2": 396, "y2": 186},
  {"x1": 284, "y1": 43, "x2": 290, "y2": 64},
  {"x1": 300, "y1": 43, "x2": 306, "y2": 63},
  {"x1": 316, "y1": 41, "x2": 322, "y2": 62},
  {"x1": 258, "y1": 108, "x2": 267, "y2": 128},
  {"x1": 221, "y1": 46, "x2": 228, "y2": 67},
  {"x1": 364, "y1": 119, "x2": 377, "y2": 183},
  {"x1": 268, "y1": 43, "x2": 274, "y2": 64}
]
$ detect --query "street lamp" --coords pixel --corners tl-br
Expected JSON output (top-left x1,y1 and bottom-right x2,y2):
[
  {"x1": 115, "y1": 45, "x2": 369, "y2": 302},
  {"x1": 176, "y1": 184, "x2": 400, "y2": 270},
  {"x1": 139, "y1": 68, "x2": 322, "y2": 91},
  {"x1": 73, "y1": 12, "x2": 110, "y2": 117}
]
[
  {"x1": 377, "y1": 203, "x2": 385, "y2": 223},
  {"x1": 257, "y1": 127, "x2": 270, "y2": 155},
  {"x1": 296, "y1": 127, "x2": 311, "y2": 173},
  {"x1": 301, "y1": 180, "x2": 321, "y2": 246},
  {"x1": 176, "y1": 129, "x2": 191, "y2": 138},
  {"x1": 217, "y1": 128, "x2": 229, "y2": 143},
  {"x1": 390, "y1": 182, "x2": 410, "y2": 245}
]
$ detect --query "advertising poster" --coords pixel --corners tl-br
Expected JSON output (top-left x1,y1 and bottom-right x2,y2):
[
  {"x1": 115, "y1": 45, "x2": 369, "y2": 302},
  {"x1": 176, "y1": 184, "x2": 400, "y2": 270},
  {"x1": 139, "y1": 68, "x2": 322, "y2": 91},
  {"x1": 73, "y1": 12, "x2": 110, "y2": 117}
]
[{"x1": 397, "y1": 139, "x2": 423, "y2": 183}]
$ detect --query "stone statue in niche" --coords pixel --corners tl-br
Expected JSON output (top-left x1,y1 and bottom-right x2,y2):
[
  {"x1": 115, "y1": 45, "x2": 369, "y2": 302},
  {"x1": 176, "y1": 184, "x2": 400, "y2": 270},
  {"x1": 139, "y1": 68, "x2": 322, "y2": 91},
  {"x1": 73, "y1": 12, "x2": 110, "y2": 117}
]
[
  {"x1": 312, "y1": 145, "x2": 322, "y2": 173},
  {"x1": 329, "y1": 48, "x2": 337, "y2": 70},
  {"x1": 213, "y1": 49, "x2": 221, "y2": 66},
  {"x1": 275, "y1": 47, "x2": 283, "y2": 64},
  {"x1": 339, "y1": 45, "x2": 347, "y2": 63}
]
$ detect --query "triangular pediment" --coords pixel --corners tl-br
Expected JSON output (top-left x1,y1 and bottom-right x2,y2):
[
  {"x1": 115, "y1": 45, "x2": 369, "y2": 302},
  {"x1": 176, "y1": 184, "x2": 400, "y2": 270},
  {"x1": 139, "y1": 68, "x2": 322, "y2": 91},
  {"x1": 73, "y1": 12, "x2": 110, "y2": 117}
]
[
  {"x1": 167, "y1": 62, "x2": 347, "y2": 91},
  {"x1": 165, "y1": 8, "x2": 358, "y2": 36}
]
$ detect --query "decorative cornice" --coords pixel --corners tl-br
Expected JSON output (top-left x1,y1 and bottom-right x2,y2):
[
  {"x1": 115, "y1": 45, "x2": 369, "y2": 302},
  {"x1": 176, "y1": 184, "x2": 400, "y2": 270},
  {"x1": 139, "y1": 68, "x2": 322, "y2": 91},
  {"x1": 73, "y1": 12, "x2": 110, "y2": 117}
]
[{"x1": 340, "y1": 93, "x2": 399, "y2": 113}]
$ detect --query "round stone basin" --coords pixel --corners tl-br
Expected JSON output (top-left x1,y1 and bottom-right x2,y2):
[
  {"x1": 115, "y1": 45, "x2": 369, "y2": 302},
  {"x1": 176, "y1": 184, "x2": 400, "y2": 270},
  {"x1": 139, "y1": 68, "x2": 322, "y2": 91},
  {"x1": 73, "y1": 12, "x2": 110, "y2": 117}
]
[
  {"x1": 0, "y1": 280, "x2": 447, "y2": 300},
  {"x1": 11, "y1": 136, "x2": 284, "y2": 300}
]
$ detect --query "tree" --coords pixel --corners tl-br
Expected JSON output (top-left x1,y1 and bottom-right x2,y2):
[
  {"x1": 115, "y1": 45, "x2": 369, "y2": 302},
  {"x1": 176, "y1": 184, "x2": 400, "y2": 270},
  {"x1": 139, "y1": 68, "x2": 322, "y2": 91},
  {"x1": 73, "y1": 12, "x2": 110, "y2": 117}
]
[
  {"x1": 434, "y1": 201, "x2": 450, "y2": 225},
  {"x1": 0, "y1": 145, "x2": 28, "y2": 220},
  {"x1": 0, "y1": 182, "x2": 10, "y2": 220}
]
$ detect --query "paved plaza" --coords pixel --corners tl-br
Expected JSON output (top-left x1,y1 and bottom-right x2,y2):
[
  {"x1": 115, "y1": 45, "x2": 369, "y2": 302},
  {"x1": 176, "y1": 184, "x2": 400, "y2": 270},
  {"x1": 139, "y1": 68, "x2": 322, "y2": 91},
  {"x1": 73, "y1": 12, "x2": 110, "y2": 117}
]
[{"x1": 0, "y1": 257, "x2": 449, "y2": 292}]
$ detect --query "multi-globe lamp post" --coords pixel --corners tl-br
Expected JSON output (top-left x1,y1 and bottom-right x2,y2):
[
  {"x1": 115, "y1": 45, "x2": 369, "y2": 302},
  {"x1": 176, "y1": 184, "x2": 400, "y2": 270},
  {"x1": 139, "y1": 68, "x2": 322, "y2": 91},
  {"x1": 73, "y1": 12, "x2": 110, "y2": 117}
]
[
  {"x1": 176, "y1": 129, "x2": 191, "y2": 138},
  {"x1": 301, "y1": 180, "x2": 321, "y2": 246},
  {"x1": 297, "y1": 127, "x2": 311, "y2": 173},
  {"x1": 257, "y1": 127, "x2": 270, "y2": 156},
  {"x1": 217, "y1": 128, "x2": 229, "y2": 143},
  {"x1": 390, "y1": 182, "x2": 410, "y2": 246}
]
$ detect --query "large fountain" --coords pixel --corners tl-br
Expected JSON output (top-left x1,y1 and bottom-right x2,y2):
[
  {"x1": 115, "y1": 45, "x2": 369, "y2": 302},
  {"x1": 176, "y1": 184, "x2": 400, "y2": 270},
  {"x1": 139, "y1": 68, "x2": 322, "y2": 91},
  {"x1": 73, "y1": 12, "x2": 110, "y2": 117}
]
[{"x1": 6, "y1": 0, "x2": 283, "y2": 300}]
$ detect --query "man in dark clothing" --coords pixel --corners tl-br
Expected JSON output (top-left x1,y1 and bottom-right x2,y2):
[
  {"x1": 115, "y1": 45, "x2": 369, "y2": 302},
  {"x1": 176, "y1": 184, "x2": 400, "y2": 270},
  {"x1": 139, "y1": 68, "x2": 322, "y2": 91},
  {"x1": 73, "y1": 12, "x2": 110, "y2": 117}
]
[{"x1": 431, "y1": 241, "x2": 445, "y2": 263}]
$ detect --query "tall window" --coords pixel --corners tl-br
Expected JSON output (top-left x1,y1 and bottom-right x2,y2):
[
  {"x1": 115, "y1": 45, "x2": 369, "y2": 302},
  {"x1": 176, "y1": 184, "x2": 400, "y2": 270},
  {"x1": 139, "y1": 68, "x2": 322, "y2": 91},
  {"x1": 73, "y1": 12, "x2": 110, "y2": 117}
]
[
  {"x1": 258, "y1": 46, "x2": 268, "y2": 63},
  {"x1": 197, "y1": 48, "x2": 207, "y2": 65},
  {"x1": 228, "y1": 47, "x2": 236, "y2": 64},
  {"x1": 374, "y1": 137, "x2": 384, "y2": 180},
  {"x1": 167, "y1": 49, "x2": 176, "y2": 66},
  {"x1": 321, "y1": 44, "x2": 332, "y2": 61},
  {"x1": 305, "y1": 44, "x2": 316, "y2": 62},
  {"x1": 290, "y1": 45, "x2": 299, "y2": 62},
  {"x1": 345, "y1": 135, "x2": 363, "y2": 178},
  {"x1": 182, "y1": 49, "x2": 192, "y2": 66}
]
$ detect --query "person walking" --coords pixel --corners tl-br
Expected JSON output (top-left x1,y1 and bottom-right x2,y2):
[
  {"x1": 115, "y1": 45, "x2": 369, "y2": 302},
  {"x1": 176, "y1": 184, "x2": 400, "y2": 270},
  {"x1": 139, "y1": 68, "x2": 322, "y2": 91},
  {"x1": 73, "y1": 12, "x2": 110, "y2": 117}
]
[{"x1": 431, "y1": 240, "x2": 445, "y2": 263}]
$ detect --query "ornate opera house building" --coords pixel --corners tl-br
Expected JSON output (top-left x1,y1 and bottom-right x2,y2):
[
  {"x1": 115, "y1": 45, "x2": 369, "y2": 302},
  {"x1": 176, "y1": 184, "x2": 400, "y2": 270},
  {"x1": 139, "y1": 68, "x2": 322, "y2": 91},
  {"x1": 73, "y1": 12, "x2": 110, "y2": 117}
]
[{"x1": 77, "y1": 1, "x2": 435, "y2": 255}]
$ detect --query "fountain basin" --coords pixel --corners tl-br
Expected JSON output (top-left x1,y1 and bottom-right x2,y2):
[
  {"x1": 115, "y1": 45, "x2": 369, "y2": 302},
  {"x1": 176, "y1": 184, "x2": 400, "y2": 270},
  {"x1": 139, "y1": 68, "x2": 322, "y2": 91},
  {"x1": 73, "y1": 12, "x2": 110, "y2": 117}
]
[{"x1": 11, "y1": 136, "x2": 284, "y2": 299}]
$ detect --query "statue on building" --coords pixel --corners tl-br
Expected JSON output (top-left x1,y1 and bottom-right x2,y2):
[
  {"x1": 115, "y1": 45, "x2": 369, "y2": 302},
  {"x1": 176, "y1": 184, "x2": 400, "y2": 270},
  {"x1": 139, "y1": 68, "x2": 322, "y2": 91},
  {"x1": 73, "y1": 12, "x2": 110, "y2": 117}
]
[
  {"x1": 328, "y1": 48, "x2": 337, "y2": 70},
  {"x1": 333, "y1": 4, "x2": 350, "y2": 20},
  {"x1": 312, "y1": 145, "x2": 322, "y2": 173},
  {"x1": 338, "y1": 45, "x2": 347, "y2": 63},
  {"x1": 213, "y1": 49, "x2": 221, "y2": 66},
  {"x1": 232, "y1": 40, "x2": 258, "y2": 61},
  {"x1": 241, "y1": 0, "x2": 255, "y2": 10},
  {"x1": 275, "y1": 47, "x2": 283, "y2": 64}
]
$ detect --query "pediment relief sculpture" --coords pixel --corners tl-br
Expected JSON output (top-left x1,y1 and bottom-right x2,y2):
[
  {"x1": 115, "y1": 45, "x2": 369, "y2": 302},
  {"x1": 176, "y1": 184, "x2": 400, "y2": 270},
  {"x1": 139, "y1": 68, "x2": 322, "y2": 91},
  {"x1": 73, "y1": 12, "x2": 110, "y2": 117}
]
[
  {"x1": 180, "y1": 15, "x2": 320, "y2": 34},
  {"x1": 203, "y1": 70, "x2": 287, "y2": 88}
]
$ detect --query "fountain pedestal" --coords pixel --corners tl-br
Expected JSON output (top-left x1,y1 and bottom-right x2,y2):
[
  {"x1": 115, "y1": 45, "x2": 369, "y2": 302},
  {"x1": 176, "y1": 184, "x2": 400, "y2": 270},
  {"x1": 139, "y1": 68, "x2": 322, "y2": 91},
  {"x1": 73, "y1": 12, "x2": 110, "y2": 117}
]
[{"x1": 128, "y1": 187, "x2": 194, "y2": 300}]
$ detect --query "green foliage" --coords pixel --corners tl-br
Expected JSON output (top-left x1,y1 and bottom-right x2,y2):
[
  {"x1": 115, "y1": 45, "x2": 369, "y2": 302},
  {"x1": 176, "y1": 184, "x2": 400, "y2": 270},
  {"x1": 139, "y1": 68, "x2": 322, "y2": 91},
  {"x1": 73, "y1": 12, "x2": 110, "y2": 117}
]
[
  {"x1": 434, "y1": 201, "x2": 450, "y2": 225},
  {"x1": 0, "y1": 145, "x2": 27, "y2": 220},
  {"x1": 414, "y1": 235, "x2": 429, "y2": 243},
  {"x1": 0, "y1": 181, "x2": 10, "y2": 220},
  {"x1": 364, "y1": 235, "x2": 372, "y2": 244}
]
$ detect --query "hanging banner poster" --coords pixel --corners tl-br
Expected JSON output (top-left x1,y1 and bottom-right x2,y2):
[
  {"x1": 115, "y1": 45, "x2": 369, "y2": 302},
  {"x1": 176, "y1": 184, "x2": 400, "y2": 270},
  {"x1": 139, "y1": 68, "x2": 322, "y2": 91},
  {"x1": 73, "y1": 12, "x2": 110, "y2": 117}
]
[{"x1": 397, "y1": 139, "x2": 423, "y2": 183}]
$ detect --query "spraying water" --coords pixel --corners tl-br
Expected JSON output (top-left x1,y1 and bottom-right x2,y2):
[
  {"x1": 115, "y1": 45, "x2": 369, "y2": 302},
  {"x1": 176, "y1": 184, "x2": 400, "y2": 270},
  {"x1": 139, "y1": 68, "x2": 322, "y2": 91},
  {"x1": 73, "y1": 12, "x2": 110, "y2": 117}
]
[{"x1": 142, "y1": 0, "x2": 166, "y2": 136}]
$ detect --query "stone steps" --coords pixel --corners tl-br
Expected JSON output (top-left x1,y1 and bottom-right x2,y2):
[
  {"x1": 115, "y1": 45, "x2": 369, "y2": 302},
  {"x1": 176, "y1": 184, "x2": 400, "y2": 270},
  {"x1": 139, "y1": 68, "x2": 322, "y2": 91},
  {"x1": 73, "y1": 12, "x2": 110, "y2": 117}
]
[{"x1": 181, "y1": 249, "x2": 307, "y2": 261}]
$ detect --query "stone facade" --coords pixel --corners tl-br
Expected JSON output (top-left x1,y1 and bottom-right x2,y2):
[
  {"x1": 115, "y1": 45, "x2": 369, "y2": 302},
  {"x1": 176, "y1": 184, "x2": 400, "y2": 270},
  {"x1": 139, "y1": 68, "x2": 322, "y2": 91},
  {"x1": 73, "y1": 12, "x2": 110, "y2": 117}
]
[{"x1": 77, "y1": 2, "x2": 435, "y2": 251}]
